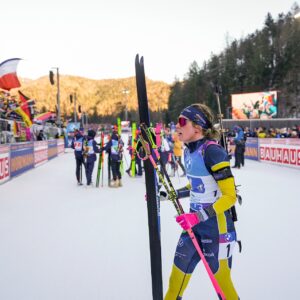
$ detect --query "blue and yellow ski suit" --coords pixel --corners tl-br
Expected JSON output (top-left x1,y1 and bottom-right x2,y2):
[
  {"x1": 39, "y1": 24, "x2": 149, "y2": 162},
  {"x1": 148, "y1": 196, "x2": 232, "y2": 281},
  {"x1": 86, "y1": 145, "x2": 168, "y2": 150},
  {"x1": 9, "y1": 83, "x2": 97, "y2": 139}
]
[{"x1": 165, "y1": 138, "x2": 239, "y2": 300}]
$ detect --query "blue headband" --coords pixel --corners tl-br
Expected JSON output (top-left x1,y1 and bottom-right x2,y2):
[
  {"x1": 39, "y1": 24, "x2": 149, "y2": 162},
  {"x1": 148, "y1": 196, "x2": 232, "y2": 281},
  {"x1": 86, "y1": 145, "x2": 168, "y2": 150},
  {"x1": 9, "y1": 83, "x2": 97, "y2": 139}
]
[{"x1": 180, "y1": 106, "x2": 211, "y2": 129}]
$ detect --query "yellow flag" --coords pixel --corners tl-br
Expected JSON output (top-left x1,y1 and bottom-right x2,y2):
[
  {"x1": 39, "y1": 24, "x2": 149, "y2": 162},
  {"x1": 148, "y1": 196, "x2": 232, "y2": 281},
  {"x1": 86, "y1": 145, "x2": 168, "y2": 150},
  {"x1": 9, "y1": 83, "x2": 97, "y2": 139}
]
[{"x1": 14, "y1": 107, "x2": 32, "y2": 128}]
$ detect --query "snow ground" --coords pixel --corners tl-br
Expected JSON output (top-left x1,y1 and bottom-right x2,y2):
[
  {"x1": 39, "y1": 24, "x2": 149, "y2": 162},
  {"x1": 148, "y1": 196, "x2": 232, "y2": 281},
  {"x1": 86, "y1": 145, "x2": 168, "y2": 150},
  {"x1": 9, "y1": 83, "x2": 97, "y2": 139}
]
[{"x1": 0, "y1": 144, "x2": 299, "y2": 300}]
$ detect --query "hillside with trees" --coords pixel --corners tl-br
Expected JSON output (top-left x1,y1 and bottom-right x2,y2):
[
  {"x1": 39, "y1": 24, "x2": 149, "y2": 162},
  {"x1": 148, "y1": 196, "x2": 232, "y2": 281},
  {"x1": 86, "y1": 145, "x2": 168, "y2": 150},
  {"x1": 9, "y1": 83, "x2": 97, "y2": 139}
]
[
  {"x1": 17, "y1": 76, "x2": 170, "y2": 123},
  {"x1": 167, "y1": 5, "x2": 300, "y2": 123}
]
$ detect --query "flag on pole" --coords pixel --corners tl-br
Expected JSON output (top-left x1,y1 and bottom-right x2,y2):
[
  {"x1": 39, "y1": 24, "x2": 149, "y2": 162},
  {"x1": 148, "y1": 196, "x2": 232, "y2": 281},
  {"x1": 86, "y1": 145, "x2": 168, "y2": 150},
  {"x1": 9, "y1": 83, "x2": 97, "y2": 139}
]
[
  {"x1": 14, "y1": 107, "x2": 32, "y2": 128},
  {"x1": 0, "y1": 58, "x2": 22, "y2": 91},
  {"x1": 18, "y1": 90, "x2": 31, "y2": 119}
]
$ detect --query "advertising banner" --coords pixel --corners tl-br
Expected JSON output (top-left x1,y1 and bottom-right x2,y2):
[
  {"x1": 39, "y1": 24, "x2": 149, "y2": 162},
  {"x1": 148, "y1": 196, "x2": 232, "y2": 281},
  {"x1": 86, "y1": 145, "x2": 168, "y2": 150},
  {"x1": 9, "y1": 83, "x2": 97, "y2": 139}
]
[
  {"x1": 0, "y1": 145, "x2": 10, "y2": 184},
  {"x1": 231, "y1": 91, "x2": 277, "y2": 119},
  {"x1": 48, "y1": 140, "x2": 58, "y2": 160},
  {"x1": 57, "y1": 139, "x2": 65, "y2": 155},
  {"x1": 259, "y1": 138, "x2": 300, "y2": 169},
  {"x1": 34, "y1": 141, "x2": 48, "y2": 167},
  {"x1": 10, "y1": 142, "x2": 34, "y2": 177},
  {"x1": 245, "y1": 138, "x2": 259, "y2": 160}
]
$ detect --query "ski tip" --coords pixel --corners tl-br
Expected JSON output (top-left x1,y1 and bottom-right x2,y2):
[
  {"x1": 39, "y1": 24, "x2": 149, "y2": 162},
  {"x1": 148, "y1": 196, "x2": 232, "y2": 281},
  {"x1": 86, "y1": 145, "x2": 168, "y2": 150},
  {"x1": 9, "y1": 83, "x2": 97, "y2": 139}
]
[{"x1": 135, "y1": 54, "x2": 139, "y2": 63}]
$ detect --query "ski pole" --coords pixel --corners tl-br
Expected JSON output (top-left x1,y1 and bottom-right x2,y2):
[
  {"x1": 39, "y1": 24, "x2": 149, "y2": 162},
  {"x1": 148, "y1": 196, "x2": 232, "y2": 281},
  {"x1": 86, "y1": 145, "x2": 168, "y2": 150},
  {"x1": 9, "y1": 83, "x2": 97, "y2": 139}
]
[
  {"x1": 137, "y1": 131, "x2": 226, "y2": 300},
  {"x1": 101, "y1": 132, "x2": 105, "y2": 187},
  {"x1": 101, "y1": 151, "x2": 104, "y2": 187},
  {"x1": 80, "y1": 163, "x2": 82, "y2": 184}
]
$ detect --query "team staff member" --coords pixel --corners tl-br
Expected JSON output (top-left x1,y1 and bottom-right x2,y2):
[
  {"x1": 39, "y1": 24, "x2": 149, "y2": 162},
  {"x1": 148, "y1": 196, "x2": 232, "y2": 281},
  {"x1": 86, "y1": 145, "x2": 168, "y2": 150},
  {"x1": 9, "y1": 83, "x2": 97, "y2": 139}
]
[
  {"x1": 164, "y1": 104, "x2": 239, "y2": 299},
  {"x1": 104, "y1": 126, "x2": 124, "y2": 187},
  {"x1": 84, "y1": 129, "x2": 101, "y2": 187},
  {"x1": 71, "y1": 129, "x2": 86, "y2": 185}
]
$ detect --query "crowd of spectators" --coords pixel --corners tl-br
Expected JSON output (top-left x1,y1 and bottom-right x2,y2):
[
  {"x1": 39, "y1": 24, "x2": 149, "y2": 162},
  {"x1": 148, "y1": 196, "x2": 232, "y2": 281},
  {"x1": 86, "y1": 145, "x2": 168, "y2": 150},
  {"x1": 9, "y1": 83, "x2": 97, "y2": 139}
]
[
  {"x1": 227, "y1": 125, "x2": 300, "y2": 139},
  {"x1": 0, "y1": 91, "x2": 23, "y2": 121},
  {"x1": 0, "y1": 90, "x2": 66, "y2": 144}
]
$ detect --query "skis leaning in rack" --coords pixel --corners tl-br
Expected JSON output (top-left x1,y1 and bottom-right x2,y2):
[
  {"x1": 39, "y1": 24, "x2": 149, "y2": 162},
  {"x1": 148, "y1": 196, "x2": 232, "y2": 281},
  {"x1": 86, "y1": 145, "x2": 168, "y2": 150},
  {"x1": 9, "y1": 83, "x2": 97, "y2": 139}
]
[{"x1": 135, "y1": 54, "x2": 163, "y2": 300}]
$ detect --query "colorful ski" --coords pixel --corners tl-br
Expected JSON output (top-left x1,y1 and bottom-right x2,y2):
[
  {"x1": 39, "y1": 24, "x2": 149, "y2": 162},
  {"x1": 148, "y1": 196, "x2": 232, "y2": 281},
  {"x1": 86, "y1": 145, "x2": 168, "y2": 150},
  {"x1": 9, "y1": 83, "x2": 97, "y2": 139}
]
[
  {"x1": 96, "y1": 130, "x2": 105, "y2": 187},
  {"x1": 117, "y1": 117, "x2": 124, "y2": 175},
  {"x1": 100, "y1": 131, "x2": 105, "y2": 187},
  {"x1": 131, "y1": 122, "x2": 137, "y2": 177}
]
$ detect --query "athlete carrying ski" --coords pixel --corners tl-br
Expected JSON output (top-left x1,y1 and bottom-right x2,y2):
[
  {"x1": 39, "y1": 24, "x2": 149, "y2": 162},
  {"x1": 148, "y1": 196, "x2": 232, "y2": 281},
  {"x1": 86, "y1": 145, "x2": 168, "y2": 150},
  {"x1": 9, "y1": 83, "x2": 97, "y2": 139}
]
[
  {"x1": 83, "y1": 129, "x2": 101, "y2": 187},
  {"x1": 103, "y1": 126, "x2": 124, "y2": 187},
  {"x1": 162, "y1": 103, "x2": 239, "y2": 299}
]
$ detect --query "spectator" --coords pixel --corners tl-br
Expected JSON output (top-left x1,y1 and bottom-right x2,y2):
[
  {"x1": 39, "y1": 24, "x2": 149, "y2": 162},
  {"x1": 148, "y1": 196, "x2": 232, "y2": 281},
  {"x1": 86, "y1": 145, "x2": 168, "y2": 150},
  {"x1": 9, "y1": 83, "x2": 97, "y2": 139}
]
[
  {"x1": 104, "y1": 126, "x2": 124, "y2": 187},
  {"x1": 172, "y1": 132, "x2": 186, "y2": 176},
  {"x1": 84, "y1": 129, "x2": 101, "y2": 187},
  {"x1": 71, "y1": 128, "x2": 86, "y2": 185},
  {"x1": 257, "y1": 127, "x2": 267, "y2": 138},
  {"x1": 232, "y1": 125, "x2": 245, "y2": 169},
  {"x1": 36, "y1": 130, "x2": 46, "y2": 141}
]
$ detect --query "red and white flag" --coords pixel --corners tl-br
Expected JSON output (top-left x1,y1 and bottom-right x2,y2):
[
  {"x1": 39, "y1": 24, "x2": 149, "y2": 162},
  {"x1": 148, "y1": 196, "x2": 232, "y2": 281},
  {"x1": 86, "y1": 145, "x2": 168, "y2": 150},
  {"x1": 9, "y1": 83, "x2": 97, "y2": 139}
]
[{"x1": 0, "y1": 58, "x2": 22, "y2": 91}]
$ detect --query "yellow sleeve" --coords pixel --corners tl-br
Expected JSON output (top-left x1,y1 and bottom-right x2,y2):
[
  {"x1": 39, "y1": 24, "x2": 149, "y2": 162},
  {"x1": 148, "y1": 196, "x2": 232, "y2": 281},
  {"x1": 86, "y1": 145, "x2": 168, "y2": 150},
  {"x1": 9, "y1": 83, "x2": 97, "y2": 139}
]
[{"x1": 211, "y1": 161, "x2": 237, "y2": 215}]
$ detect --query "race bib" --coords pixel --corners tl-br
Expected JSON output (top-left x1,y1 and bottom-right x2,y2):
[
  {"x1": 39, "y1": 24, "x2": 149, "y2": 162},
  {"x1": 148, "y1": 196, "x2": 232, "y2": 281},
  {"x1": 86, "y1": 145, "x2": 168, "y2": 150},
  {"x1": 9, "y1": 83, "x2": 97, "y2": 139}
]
[
  {"x1": 218, "y1": 232, "x2": 236, "y2": 259},
  {"x1": 74, "y1": 141, "x2": 82, "y2": 151}
]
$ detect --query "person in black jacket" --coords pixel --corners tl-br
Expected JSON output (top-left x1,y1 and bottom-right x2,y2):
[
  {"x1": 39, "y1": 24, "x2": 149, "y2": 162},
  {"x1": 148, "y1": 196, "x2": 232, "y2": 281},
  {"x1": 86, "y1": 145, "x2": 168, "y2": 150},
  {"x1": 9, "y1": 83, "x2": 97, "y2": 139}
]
[
  {"x1": 37, "y1": 129, "x2": 46, "y2": 141},
  {"x1": 103, "y1": 127, "x2": 124, "y2": 187},
  {"x1": 232, "y1": 126, "x2": 245, "y2": 169},
  {"x1": 71, "y1": 129, "x2": 86, "y2": 185},
  {"x1": 84, "y1": 129, "x2": 101, "y2": 187}
]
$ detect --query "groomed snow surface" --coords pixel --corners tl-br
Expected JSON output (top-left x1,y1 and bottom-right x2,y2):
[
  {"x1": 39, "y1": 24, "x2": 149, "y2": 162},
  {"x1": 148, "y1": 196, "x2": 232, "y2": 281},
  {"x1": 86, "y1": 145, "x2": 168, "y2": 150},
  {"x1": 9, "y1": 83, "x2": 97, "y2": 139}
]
[{"x1": 1, "y1": 144, "x2": 299, "y2": 300}]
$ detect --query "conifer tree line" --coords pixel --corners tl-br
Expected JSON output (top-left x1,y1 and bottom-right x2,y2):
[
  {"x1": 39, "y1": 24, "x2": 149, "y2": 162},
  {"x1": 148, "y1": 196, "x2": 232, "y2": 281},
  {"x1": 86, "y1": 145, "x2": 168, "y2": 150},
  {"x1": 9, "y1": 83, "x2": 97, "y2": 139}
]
[{"x1": 167, "y1": 5, "x2": 300, "y2": 122}]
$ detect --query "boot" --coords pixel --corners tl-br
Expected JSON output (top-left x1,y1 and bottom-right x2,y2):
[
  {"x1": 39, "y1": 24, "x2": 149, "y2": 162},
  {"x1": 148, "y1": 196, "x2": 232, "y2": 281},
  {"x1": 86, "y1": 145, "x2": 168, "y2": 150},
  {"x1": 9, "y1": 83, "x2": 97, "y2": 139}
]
[
  {"x1": 110, "y1": 180, "x2": 119, "y2": 188},
  {"x1": 118, "y1": 179, "x2": 122, "y2": 187}
]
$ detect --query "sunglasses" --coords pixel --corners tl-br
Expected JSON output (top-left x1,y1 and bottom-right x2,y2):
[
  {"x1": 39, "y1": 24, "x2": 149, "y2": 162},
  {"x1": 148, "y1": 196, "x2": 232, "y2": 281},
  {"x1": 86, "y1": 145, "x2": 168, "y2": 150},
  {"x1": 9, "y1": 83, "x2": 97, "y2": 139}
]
[{"x1": 178, "y1": 116, "x2": 189, "y2": 127}]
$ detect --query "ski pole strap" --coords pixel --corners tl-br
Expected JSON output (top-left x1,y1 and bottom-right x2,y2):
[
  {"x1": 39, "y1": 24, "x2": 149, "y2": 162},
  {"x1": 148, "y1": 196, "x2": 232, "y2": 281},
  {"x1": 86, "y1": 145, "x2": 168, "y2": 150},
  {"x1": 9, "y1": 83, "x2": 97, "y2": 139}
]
[
  {"x1": 141, "y1": 123, "x2": 157, "y2": 147},
  {"x1": 135, "y1": 138, "x2": 150, "y2": 160},
  {"x1": 136, "y1": 124, "x2": 185, "y2": 215},
  {"x1": 140, "y1": 124, "x2": 161, "y2": 159}
]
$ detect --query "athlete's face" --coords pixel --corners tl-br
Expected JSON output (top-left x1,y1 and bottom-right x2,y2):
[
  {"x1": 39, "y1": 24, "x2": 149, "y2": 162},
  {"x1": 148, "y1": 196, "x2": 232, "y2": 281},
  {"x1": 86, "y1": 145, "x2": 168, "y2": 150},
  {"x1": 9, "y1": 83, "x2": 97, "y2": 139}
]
[{"x1": 176, "y1": 115, "x2": 203, "y2": 143}]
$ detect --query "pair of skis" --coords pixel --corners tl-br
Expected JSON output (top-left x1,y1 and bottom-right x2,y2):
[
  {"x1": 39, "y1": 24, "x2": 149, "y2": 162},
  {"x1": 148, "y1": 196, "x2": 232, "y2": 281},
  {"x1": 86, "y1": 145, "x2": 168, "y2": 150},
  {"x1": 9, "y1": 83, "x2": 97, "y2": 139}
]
[
  {"x1": 135, "y1": 55, "x2": 225, "y2": 300},
  {"x1": 96, "y1": 131, "x2": 105, "y2": 187},
  {"x1": 135, "y1": 55, "x2": 163, "y2": 300},
  {"x1": 130, "y1": 122, "x2": 137, "y2": 177}
]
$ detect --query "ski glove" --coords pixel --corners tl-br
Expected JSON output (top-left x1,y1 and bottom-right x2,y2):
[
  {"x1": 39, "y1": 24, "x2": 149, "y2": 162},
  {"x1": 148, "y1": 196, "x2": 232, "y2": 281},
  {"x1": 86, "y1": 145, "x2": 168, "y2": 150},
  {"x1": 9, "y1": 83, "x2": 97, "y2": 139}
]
[
  {"x1": 176, "y1": 206, "x2": 215, "y2": 230},
  {"x1": 176, "y1": 213, "x2": 200, "y2": 230}
]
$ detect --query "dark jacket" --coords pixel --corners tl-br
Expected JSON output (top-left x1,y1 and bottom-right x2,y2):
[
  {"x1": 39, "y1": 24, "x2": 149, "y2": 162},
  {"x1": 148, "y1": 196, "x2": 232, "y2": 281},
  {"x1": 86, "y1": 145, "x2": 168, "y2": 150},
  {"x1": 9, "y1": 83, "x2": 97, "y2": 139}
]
[
  {"x1": 104, "y1": 132, "x2": 124, "y2": 161},
  {"x1": 233, "y1": 126, "x2": 245, "y2": 145},
  {"x1": 84, "y1": 136, "x2": 100, "y2": 163},
  {"x1": 71, "y1": 132, "x2": 85, "y2": 159},
  {"x1": 37, "y1": 131, "x2": 45, "y2": 141}
]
